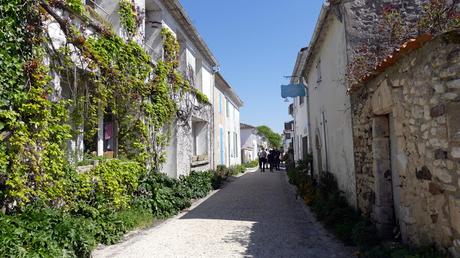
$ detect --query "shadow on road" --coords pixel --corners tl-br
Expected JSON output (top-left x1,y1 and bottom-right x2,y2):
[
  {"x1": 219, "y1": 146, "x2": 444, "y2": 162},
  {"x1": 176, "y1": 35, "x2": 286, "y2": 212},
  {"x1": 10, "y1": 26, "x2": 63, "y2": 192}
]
[{"x1": 180, "y1": 171, "x2": 353, "y2": 258}]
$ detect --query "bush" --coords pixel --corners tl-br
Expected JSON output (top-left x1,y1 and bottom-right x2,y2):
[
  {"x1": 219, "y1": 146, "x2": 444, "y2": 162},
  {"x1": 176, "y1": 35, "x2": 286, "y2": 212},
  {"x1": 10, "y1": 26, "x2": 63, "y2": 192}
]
[
  {"x1": 0, "y1": 163, "x2": 215, "y2": 257},
  {"x1": 210, "y1": 166, "x2": 228, "y2": 189},
  {"x1": 352, "y1": 220, "x2": 380, "y2": 250},
  {"x1": 180, "y1": 171, "x2": 212, "y2": 199},
  {"x1": 0, "y1": 204, "x2": 98, "y2": 258},
  {"x1": 70, "y1": 159, "x2": 146, "y2": 214},
  {"x1": 243, "y1": 160, "x2": 258, "y2": 169},
  {"x1": 287, "y1": 164, "x2": 447, "y2": 257},
  {"x1": 362, "y1": 244, "x2": 446, "y2": 258},
  {"x1": 135, "y1": 172, "x2": 187, "y2": 218}
]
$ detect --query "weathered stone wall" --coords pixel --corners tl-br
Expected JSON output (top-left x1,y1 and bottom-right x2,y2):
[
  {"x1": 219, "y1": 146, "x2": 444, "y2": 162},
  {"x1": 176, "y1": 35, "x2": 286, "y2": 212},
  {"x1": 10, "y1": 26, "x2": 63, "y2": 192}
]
[
  {"x1": 351, "y1": 31, "x2": 460, "y2": 255},
  {"x1": 343, "y1": 0, "x2": 425, "y2": 54},
  {"x1": 162, "y1": 94, "x2": 212, "y2": 178}
]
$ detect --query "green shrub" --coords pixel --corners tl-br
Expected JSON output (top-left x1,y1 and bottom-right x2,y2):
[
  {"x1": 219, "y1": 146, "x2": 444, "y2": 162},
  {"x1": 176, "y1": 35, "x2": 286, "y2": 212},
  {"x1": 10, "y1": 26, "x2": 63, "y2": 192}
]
[
  {"x1": 0, "y1": 204, "x2": 98, "y2": 258},
  {"x1": 69, "y1": 159, "x2": 146, "y2": 215},
  {"x1": 288, "y1": 165, "x2": 447, "y2": 257},
  {"x1": 352, "y1": 220, "x2": 380, "y2": 250},
  {"x1": 233, "y1": 164, "x2": 246, "y2": 174},
  {"x1": 362, "y1": 244, "x2": 446, "y2": 258},
  {"x1": 135, "y1": 171, "x2": 213, "y2": 218},
  {"x1": 0, "y1": 166, "x2": 215, "y2": 257},
  {"x1": 180, "y1": 171, "x2": 212, "y2": 199},
  {"x1": 243, "y1": 160, "x2": 258, "y2": 168},
  {"x1": 135, "y1": 172, "x2": 183, "y2": 218}
]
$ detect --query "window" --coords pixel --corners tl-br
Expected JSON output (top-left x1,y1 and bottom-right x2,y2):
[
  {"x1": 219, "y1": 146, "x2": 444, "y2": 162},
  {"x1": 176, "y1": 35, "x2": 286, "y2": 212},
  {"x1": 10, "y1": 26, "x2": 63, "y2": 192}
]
[
  {"x1": 219, "y1": 94, "x2": 222, "y2": 113},
  {"x1": 316, "y1": 59, "x2": 322, "y2": 83},
  {"x1": 192, "y1": 121, "x2": 208, "y2": 157},
  {"x1": 299, "y1": 96, "x2": 304, "y2": 105},
  {"x1": 226, "y1": 98, "x2": 230, "y2": 118},
  {"x1": 220, "y1": 128, "x2": 224, "y2": 165},
  {"x1": 85, "y1": 0, "x2": 95, "y2": 7},
  {"x1": 234, "y1": 132, "x2": 238, "y2": 157}
]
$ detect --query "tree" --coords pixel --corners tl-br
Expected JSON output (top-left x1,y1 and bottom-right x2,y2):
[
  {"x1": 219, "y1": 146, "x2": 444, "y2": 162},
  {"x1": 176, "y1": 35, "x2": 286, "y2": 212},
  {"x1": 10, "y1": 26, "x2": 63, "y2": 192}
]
[{"x1": 257, "y1": 126, "x2": 282, "y2": 149}]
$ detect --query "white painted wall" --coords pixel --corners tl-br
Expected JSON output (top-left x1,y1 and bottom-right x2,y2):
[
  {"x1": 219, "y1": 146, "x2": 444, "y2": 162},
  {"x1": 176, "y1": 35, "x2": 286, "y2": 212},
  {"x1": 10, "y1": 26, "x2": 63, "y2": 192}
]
[
  {"x1": 213, "y1": 84, "x2": 241, "y2": 168},
  {"x1": 240, "y1": 127, "x2": 259, "y2": 163},
  {"x1": 305, "y1": 15, "x2": 357, "y2": 207},
  {"x1": 293, "y1": 95, "x2": 309, "y2": 161},
  {"x1": 202, "y1": 66, "x2": 212, "y2": 99}
]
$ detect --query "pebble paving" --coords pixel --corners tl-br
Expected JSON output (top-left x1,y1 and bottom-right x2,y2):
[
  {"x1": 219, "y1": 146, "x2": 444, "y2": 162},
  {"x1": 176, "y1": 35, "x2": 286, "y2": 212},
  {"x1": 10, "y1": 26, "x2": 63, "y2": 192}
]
[{"x1": 93, "y1": 169, "x2": 354, "y2": 258}]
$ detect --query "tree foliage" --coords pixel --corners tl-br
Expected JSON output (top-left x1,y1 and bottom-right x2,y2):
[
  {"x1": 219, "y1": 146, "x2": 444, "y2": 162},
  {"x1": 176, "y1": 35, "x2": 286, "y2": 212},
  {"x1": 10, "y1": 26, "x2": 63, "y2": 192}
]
[{"x1": 256, "y1": 125, "x2": 282, "y2": 148}]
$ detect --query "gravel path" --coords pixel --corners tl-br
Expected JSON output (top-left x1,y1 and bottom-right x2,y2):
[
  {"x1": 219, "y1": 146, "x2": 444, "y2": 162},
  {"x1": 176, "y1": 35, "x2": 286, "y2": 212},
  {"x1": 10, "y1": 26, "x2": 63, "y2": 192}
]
[{"x1": 93, "y1": 170, "x2": 354, "y2": 258}]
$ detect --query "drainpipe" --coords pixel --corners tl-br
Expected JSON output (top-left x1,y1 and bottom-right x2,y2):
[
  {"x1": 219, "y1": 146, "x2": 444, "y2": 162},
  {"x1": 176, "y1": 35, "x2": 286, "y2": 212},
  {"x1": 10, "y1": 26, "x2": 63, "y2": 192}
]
[{"x1": 322, "y1": 111, "x2": 329, "y2": 172}]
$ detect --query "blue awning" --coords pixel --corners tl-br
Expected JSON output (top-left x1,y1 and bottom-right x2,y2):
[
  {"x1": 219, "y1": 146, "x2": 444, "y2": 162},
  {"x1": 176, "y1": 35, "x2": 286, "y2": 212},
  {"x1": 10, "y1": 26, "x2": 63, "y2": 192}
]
[{"x1": 281, "y1": 84, "x2": 307, "y2": 98}]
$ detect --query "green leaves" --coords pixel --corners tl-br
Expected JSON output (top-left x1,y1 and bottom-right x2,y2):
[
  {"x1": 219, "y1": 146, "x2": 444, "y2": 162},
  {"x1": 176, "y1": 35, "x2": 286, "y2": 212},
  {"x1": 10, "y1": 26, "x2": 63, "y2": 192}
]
[
  {"x1": 256, "y1": 125, "x2": 282, "y2": 148},
  {"x1": 118, "y1": 0, "x2": 138, "y2": 37}
]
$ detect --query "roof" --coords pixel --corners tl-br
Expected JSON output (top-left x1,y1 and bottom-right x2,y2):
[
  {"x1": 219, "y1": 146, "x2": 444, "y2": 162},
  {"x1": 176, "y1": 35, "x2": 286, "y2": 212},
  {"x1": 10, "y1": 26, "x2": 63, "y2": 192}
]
[
  {"x1": 290, "y1": 47, "x2": 308, "y2": 83},
  {"x1": 215, "y1": 72, "x2": 244, "y2": 107},
  {"x1": 348, "y1": 33, "x2": 434, "y2": 92},
  {"x1": 240, "y1": 123, "x2": 256, "y2": 130},
  {"x1": 162, "y1": 0, "x2": 218, "y2": 66},
  {"x1": 300, "y1": 2, "x2": 333, "y2": 77}
]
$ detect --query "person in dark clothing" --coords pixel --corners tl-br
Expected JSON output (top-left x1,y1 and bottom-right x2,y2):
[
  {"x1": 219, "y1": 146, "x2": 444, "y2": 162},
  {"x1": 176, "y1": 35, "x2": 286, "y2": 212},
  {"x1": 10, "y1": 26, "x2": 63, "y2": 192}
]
[
  {"x1": 274, "y1": 149, "x2": 281, "y2": 171},
  {"x1": 258, "y1": 149, "x2": 267, "y2": 172},
  {"x1": 267, "y1": 150, "x2": 275, "y2": 172}
]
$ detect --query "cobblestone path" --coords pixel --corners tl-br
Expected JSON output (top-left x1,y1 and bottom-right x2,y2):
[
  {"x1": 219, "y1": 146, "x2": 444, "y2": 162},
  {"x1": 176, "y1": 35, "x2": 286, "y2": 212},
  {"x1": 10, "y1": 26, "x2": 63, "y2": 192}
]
[{"x1": 93, "y1": 170, "x2": 354, "y2": 258}]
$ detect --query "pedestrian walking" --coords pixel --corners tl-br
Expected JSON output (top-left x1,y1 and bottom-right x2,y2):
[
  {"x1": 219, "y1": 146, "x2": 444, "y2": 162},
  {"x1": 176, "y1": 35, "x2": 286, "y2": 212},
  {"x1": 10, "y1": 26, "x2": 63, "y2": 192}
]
[
  {"x1": 268, "y1": 149, "x2": 275, "y2": 172},
  {"x1": 274, "y1": 149, "x2": 281, "y2": 171},
  {"x1": 258, "y1": 148, "x2": 267, "y2": 172}
]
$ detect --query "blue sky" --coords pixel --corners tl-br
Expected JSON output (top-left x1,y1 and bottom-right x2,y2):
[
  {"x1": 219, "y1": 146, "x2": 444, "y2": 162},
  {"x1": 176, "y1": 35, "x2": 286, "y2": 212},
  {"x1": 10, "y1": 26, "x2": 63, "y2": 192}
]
[{"x1": 179, "y1": 0, "x2": 323, "y2": 133}]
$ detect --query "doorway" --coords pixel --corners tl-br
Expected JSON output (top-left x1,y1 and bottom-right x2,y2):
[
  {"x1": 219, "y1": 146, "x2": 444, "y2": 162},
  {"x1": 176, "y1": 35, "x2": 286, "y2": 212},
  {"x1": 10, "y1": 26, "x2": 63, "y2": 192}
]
[{"x1": 372, "y1": 115, "x2": 398, "y2": 239}]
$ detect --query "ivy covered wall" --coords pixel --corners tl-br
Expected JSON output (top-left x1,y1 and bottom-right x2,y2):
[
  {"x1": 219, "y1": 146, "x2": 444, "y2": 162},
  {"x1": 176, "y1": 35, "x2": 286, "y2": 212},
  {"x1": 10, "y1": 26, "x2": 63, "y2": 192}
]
[{"x1": 0, "y1": 0, "x2": 211, "y2": 211}]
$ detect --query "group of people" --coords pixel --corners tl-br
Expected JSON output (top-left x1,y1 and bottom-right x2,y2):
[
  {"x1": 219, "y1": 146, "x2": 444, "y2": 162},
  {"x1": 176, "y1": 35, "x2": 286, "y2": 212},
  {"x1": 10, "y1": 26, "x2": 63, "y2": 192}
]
[{"x1": 257, "y1": 148, "x2": 282, "y2": 172}]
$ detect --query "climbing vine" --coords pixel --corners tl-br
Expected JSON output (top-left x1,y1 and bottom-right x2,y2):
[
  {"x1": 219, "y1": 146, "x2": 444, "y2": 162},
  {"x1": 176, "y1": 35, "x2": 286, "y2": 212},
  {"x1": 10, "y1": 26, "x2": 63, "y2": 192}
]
[
  {"x1": 0, "y1": 0, "x2": 72, "y2": 210},
  {"x1": 118, "y1": 0, "x2": 138, "y2": 37},
  {"x1": 0, "y1": 0, "x2": 210, "y2": 210}
]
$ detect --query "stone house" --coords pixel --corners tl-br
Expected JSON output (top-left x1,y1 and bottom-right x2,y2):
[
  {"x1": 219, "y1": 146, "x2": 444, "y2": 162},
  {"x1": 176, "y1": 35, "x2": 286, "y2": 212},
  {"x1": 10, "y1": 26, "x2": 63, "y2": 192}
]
[
  {"x1": 289, "y1": 0, "x2": 428, "y2": 209},
  {"x1": 291, "y1": 1, "x2": 356, "y2": 206},
  {"x1": 47, "y1": 0, "x2": 221, "y2": 178},
  {"x1": 350, "y1": 30, "x2": 460, "y2": 256},
  {"x1": 213, "y1": 72, "x2": 243, "y2": 168}
]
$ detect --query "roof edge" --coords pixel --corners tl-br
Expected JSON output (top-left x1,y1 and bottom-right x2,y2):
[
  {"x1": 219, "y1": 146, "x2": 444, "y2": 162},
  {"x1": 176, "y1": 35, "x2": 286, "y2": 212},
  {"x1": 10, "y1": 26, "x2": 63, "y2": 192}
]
[
  {"x1": 163, "y1": 0, "x2": 219, "y2": 66},
  {"x1": 216, "y1": 72, "x2": 244, "y2": 107}
]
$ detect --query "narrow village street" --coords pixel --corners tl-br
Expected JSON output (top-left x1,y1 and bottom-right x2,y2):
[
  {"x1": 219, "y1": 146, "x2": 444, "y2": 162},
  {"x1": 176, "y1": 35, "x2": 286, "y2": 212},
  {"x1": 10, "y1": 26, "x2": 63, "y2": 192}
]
[
  {"x1": 93, "y1": 169, "x2": 353, "y2": 258},
  {"x1": 1, "y1": 0, "x2": 459, "y2": 257}
]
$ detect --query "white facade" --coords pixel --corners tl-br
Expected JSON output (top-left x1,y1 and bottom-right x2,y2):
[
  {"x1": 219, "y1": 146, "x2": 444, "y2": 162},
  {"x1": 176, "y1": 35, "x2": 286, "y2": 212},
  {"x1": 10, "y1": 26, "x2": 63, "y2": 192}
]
[
  {"x1": 283, "y1": 121, "x2": 294, "y2": 153},
  {"x1": 141, "y1": 0, "x2": 218, "y2": 178},
  {"x1": 213, "y1": 73, "x2": 243, "y2": 168},
  {"x1": 47, "y1": 0, "x2": 219, "y2": 178},
  {"x1": 290, "y1": 5, "x2": 357, "y2": 207},
  {"x1": 290, "y1": 48, "x2": 310, "y2": 161},
  {"x1": 240, "y1": 124, "x2": 268, "y2": 163}
]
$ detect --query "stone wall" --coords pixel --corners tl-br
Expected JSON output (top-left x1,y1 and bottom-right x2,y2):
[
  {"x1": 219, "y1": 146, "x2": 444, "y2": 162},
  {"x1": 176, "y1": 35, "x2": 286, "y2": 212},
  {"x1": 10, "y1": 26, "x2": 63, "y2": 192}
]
[
  {"x1": 343, "y1": 0, "x2": 425, "y2": 53},
  {"x1": 351, "y1": 31, "x2": 460, "y2": 255},
  {"x1": 162, "y1": 94, "x2": 212, "y2": 178}
]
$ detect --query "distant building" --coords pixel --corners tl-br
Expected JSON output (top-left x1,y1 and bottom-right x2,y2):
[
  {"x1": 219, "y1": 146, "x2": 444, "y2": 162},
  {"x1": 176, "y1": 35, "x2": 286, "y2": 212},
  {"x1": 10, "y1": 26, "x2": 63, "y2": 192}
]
[
  {"x1": 283, "y1": 121, "x2": 294, "y2": 153},
  {"x1": 289, "y1": 47, "x2": 310, "y2": 162},
  {"x1": 240, "y1": 123, "x2": 268, "y2": 163},
  {"x1": 213, "y1": 73, "x2": 243, "y2": 168}
]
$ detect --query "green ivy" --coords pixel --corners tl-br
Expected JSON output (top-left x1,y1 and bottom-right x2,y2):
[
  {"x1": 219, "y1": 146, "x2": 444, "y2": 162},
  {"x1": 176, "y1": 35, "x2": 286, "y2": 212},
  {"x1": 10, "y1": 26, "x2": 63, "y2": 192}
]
[
  {"x1": 66, "y1": 0, "x2": 86, "y2": 16},
  {"x1": 118, "y1": 0, "x2": 138, "y2": 37},
  {"x1": 0, "y1": 0, "x2": 208, "y2": 210},
  {"x1": 0, "y1": 1, "x2": 73, "y2": 210}
]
